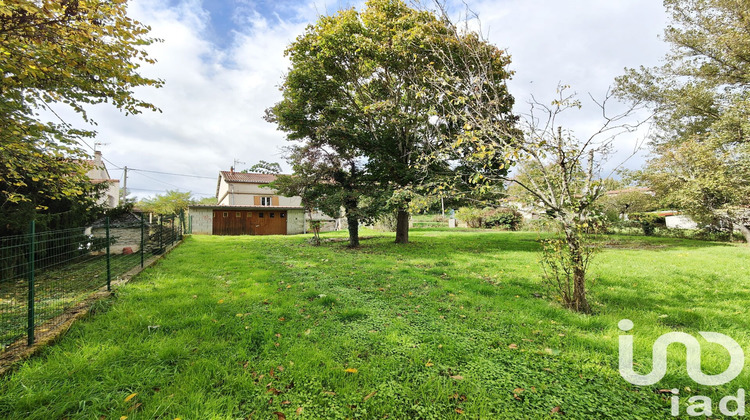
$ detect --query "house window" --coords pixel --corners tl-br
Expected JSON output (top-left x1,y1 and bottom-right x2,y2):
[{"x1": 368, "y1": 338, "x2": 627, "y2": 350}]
[
  {"x1": 258, "y1": 212, "x2": 264, "y2": 218},
  {"x1": 261, "y1": 196, "x2": 272, "y2": 206},
  {"x1": 280, "y1": 212, "x2": 286, "y2": 218},
  {"x1": 223, "y1": 212, "x2": 228, "y2": 218},
  {"x1": 270, "y1": 212, "x2": 275, "y2": 218},
  {"x1": 247, "y1": 212, "x2": 252, "y2": 218},
  {"x1": 236, "y1": 212, "x2": 241, "y2": 218}
]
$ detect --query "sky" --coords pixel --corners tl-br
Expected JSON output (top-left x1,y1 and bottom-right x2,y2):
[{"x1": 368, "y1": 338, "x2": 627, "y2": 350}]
[{"x1": 74, "y1": 0, "x2": 670, "y2": 200}]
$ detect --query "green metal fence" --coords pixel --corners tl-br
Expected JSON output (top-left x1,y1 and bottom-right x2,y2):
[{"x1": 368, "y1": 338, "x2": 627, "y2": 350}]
[{"x1": 0, "y1": 213, "x2": 183, "y2": 351}]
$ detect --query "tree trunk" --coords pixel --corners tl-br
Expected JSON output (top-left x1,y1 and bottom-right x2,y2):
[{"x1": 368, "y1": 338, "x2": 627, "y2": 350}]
[
  {"x1": 395, "y1": 209, "x2": 410, "y2": 244},
  {"x1": 735, "y1": 222, "x2": 750, "y2": 245},
  {"x1": 347, "y1": 213, "x2": 360, "y2": 248},
  {"x1": 565, "y1": 228, "x2": 590, "y2": 313}
]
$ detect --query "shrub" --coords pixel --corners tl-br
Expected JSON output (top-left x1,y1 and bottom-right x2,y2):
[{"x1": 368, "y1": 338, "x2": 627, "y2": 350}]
[
  {"x1": 374, "y1": 212, "x2": 398, "y2": 232},
  {"x1": 629, "y1": 213, "x2": 666, "y2": 236},
  {"x1": 482, "y1": 208, "x2": 523, "y2": 230},
  {"x1": 455, "y1": 207, "x2": 484, "y2": 228}
]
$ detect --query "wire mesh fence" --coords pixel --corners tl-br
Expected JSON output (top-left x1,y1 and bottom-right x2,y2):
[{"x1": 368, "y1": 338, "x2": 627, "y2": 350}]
[{"x1": 0, "y1": 212, "x2": 184, "y2": 352}]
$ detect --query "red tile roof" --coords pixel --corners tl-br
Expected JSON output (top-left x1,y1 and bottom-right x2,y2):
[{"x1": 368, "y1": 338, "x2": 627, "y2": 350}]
[{"x1": 219, "y1": 171, "x2": 280, "y2": 184}]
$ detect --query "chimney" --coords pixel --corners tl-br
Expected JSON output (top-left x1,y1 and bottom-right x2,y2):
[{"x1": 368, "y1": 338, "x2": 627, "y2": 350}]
[
  {"x1": 94, "y1": 150, "x2": 102, "y2": 166},
  {"x1": 230, "y1": 166, "x2": 234, "y2": 174}
]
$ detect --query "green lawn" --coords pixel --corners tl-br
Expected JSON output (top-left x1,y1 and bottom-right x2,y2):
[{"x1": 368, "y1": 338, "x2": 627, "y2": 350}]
[{"x1": 0, "y1": 229, "x2": 748, "y2": 419}]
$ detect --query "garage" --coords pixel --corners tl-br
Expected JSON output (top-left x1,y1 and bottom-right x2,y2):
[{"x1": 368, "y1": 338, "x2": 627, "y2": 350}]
[
  {"x1": 212, "y1": 209, "x2": 287, "y2": 235},
  {"x1": 188, "y1": 205, "x2": 305, "y2": 236}
]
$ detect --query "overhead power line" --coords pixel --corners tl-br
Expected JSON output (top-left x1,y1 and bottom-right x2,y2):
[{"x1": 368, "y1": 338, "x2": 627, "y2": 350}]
[{"x1": 128, "y1": 168, "x2": 216, "y2": 180}]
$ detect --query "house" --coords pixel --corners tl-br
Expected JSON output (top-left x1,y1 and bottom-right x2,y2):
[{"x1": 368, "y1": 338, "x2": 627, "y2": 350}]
[
  {"x1": 85, "y1": 151, "x2": 120, "y2": 208},
  {"x1": 188, "y1": 170, "x2": 341, "y2": 236}
]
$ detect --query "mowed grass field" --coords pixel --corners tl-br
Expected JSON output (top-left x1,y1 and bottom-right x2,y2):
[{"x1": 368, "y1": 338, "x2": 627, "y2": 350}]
[{"x1": 1, "y1": 229, "x2": 749, "y2": 419}]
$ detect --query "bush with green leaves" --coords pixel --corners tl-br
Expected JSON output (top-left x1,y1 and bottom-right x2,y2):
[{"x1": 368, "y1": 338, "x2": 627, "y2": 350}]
[
  {"x1": 456, "y1": 207, "x2": 523, "y2": 230},
  {"x1": 482, "y1": 208, "x2": 523, "y2": 230},
  {"x1": 455, "y1": 207, "x2": 484, "y2": 228},
  {"x1": 629, "y1": 213, "x2": 666, "y2": 236}
]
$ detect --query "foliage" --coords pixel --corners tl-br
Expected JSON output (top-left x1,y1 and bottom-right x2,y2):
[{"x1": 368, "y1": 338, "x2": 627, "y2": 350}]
[
  {"x1": 540, "y1": 223, "x2": 600, "y2": 312},
  {"x1": 270, "y1": 145, "x2": 384, "y2": 248},
  {"x1": 374, "y1": 211, "x2": 399, "y2": 232},
  {"x1": 431, "y1": 73, "x2": 644, "y2": 312},
  {"x1": 307, "y1": 220, "x2": 322, "y2": 246},
  {"x1": 242, "y1": 161, "x2": 282, "y2": 175},
  {"x1": 195, "y1": 196, "x2": 217, "y2": 205},
  {"x1": 136, "y1": 191, "x2": 193, "y2": 216},
  {"x1": 454, "y1": 207, "x2": 483, "y2": 228},
  {"x1": 598, "y1": 190, "x2": 658, "y2": 222},
  {"x1": 615, "y1": 0, "x2": 750, "y2": 242},
  {"x1": 0, "y1": 0, "x2": 161, "y2": 214},
  {"x1": 628, "y1": 213, "x2": 667, "y2": 236},
  {"x1": 455, "y1": 207, "x2": 523, "y2": 230},
  {"x1": 4, "y1": 232, "x2": 750, "y2": 418},
  {"x1": 0, "y1": 175, "x2": 106, "y2": 235},
  {"x1": 482, "y1": 208, "x2": 522, "y2": 230},
  {"x1": 266, "y1": 0, "x2": 515, "y2": 244}
]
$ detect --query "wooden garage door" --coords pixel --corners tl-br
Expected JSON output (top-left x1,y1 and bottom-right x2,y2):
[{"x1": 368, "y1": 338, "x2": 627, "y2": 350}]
[
  {"x1": 213, "y1": 210, "x2": 254, "y2": 235},
  {"x1": 212, "y1": 210, "x2": 286, "y2": 235},
  {"x1": 252, "y1": 211, "x2": 287, "y2": 235}
]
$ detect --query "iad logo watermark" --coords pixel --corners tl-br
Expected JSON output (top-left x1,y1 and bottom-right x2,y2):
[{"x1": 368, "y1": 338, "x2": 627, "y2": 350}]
[{"x1": 618, "y1": 319, "x2": 746, "y2": 417}]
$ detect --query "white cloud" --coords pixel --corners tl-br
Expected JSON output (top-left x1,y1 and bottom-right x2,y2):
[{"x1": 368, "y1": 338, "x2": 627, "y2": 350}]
[{"x1": 84, "y1": 0, "x2": 311, "y2": 198}]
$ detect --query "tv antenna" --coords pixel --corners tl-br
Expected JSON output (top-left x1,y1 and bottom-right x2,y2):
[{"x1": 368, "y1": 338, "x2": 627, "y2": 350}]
[
  {"x1": 232, "y1": 158, "x2": 246, "y2": 171},
  {"x1": 94, "y1": 142, "x2": 110, "y2": 152}
]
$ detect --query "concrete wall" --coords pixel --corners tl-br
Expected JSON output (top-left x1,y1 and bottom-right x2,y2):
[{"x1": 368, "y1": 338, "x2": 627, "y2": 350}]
[
  {"x1": 92, "y1": 228, "x2": 141, "y2": 254},
  {"x1": 287, "y1": 209, "x2": 305, "y2": 235},
  {"x1": 217, "y1": 179, "x2": 302, "y2": 207},
  {"x1": 190, "y1": 208, "x2": 214, "y2": 235}
]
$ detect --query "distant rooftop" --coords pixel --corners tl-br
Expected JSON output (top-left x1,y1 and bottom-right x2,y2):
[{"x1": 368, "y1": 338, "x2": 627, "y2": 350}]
[{"x1": 219, "y1": 171, "x2": 282, "y2": 184}]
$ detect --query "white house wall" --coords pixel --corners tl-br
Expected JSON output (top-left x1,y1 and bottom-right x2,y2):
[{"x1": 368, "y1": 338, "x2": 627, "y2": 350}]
[{"x1": 217, "y1": 179, "x2": 302, "y2": 207}]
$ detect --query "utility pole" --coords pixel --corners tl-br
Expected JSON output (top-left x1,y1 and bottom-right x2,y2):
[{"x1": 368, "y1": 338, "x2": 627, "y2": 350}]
[{"x1": 122, "y1": 166, "x2": 128, "y2": 200}]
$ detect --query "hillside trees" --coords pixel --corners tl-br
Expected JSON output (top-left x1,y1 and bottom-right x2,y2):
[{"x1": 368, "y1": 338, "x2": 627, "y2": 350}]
[
  {"x1": 615, "y1": 0, "x2": 750, "y2": 242},
  {"x1": 266, "y1": 0, "x2": 516, "y2": 244},
  {"x1": 0, "y1": 0, "x2": 162, "y2": 227}
]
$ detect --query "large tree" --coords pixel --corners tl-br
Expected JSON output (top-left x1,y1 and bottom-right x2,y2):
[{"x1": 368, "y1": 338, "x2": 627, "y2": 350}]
[
  {"x1": 272, "y1": 145, "x2": 384, "y2": 247},
  {"x1": 0, "y1": 0, "x2": 162, "y2": 226},
  {"x1": 267, "y1": 0, "x2": 515, "y2": 244},
  {"x1": 615, "y1": 0, "x2": 750, "y2": 241}
]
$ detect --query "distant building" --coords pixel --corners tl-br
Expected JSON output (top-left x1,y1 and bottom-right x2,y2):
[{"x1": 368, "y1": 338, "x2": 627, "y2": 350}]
[
  {"x1": 188, "y1": 169, "x2": 342, "y2": 236},
  {"x1": 85, "y1": 151, "x2": 120, "y2": 208}
]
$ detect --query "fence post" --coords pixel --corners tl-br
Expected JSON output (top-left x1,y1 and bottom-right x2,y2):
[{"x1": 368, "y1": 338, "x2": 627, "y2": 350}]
[
  {"x1": 27, "y1": 220, "x2": 35, "y2": 346},
  {"x1": 140, "y1": 213, "x2": 145, "y2": 268},
  {"x1": 159, "y1": 216, "x2": 163, "y2": 253},
  {"x1": 106, "y1": 216, "x2": 111, "y2": 291}
]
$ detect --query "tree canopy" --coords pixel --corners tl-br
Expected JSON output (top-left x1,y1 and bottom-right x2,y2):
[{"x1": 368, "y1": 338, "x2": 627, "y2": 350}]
[
  {"x1": 266, "y1": 0, "x2": 515, "y2": 243},
  {"x1": 136, "y1": 190, "x2": 193, "y2": 216},
  {"x1": 615, "y1": 0, "x2": 750, "y2": 241},
  {"x1": 0, "y1": 0, "x2": 162, "y2": 224}
]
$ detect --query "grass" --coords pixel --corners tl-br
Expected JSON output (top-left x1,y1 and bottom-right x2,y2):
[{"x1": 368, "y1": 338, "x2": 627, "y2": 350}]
[
  {"x1": 0, "y1": 229, "x2": 748, "y2": 419},
  {"x1": 1, "y1": 252, "x2": 145, "y2": 349}
]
